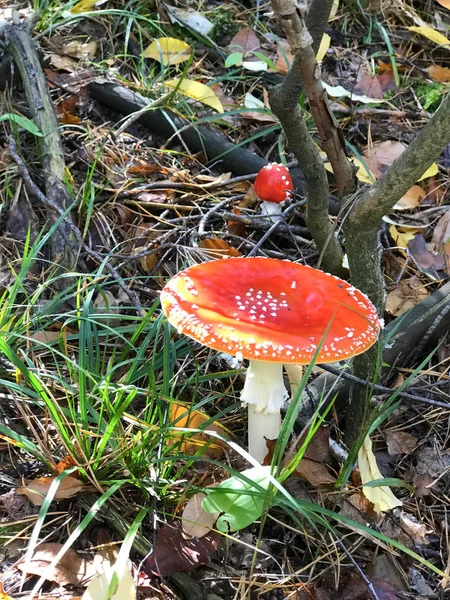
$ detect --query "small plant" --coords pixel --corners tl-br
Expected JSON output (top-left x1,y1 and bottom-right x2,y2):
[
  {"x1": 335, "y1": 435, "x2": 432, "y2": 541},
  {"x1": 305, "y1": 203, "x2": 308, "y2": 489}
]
[
  {"x1": 209, "y1": 7, "x2": 239, "y2": 44},
  {"x1": 415, "y1": 81, "x2": 445, "y2": 111}
]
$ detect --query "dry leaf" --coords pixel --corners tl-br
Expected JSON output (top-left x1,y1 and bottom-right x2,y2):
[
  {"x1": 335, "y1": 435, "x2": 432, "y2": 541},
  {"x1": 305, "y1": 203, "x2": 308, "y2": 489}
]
[
  {"x1": 54, "y1": 455, "x2": 80, "y2": 475},
  {"x1": 198, "y1": 238, "x2": 240, "y2": 258},
  {"x1": 275, "y1": 40, "x2": 293, "y2": 75},
  {"x1": 385, "y1": 277, "x2": 429, "y2": 316},
  {"x1": 295, "y1": 458, "x2": 336, "y2": 486},
  {"x1": 17, "y1": 476, "x2": 84, "y2": 505},
  {"x1": 408, "y1": 26, "x2": 450, "y2": 48},
  {"x1": 427, "y1": 64, "x2": 450, "y2": 82},
  {"x1": 142, "y1": 38, "x2": 191, "y2": 65},
  {"x1": 364, "y1": 141, "x2": 438, "y2": 181},
  {"x1": 63, "y1": 40, "x2": 97, "y2": 59},
  {"x1": 408, "y1": 234, "x2": 446, "y2": 271},
  {"x1": 17, "y1": 543, "x2": 96, "y2": 585},
  {"x1": 393, "y1": 185, "x2": 424, "y2": 210},
  {"x1": 316, "y1": 33, "x2": 331, "y2": 62},
  {"x1": 389, "y1": 225, "x2": 418, "y2": 249},
  {"x1": 358, "y1": 435, "x2": 402, "y2": 512},
  {"x1": 0, "y1": 582, "x2": 13, "y2": 600},
  {"x1": 145, "y1": 525, "x2": 218, "y2": 576},
  {"x1": 182, "y1": 492, "x2": 218, "y2": 537},
  {"x1": 168, "y1": 402, "x2": 229, "y2": 458},
  {"x1": 386, "y1": 431, "x2": 417, "y2": 455},
  {"x1": 228, "y1": 27, "x2": 260, "y2": 53},
  {"x1": 164, "y1": 79, "x2": 224, "y2": 113},
  {"x1": 227, "y1": 207, "x2": 246, "y2": 237}
]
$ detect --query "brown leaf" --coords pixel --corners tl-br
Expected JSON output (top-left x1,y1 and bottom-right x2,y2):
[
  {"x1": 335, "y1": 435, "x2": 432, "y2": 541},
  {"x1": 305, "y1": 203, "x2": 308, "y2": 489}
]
[
  {"x1": 385, "y1": 431, "x2": 417, "y2": 456},
  {"x1": 337, "y1": 573, "x2": 402, "y2": 600},
  {"x1": 227, "y1": 207, "x2": 246, "y2": 237},
  {"x1": 413, "y1": 473, "x2": 435, "y2": 497},
  {"x1": 17, "y1": 543, "x2": 96, "y2": 585},
  {"x1": 228, "y1": 27, "x2": 260, "y2": 53},
  {"x1": 428, "y1": 64, "x2": 450, "y2": 82},
  {"x1": 364, "y1": 141, "x2": 406, "y2": 179},
  {"x1": 182, "y1": 492, "x2": 218, "y2": 538},
  {"x1": 54, "y1": 455, "x2": 80, "y2": 476},
  {"x1": 275, "y1": 40, "x2": 293, "y2": 75},
  {"x1": 354, "y1": 75, "x2": 383, "y2": 99},
  {"x1": 17, "y1": 476, "x2": 85, "y2": 505},
  {"x1": 145, "y1": 525, "x2": 219, "y2": 576},
  {"x1": 385, "y1": 277, "x2": 429, "y2": 317},
  {"x1": 198, "y1": 238, "x2": 240, "y2": 258},
  {"x1": 295, "y1": 458, "x2": 336, "y2": 486}
]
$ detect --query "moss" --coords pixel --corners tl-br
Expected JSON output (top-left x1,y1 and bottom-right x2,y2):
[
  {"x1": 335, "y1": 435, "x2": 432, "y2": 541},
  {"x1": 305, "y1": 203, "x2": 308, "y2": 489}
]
[
  {"x1": 415, "y1": 82, "x2": 445, "y2": 112},
  {"x1": 209, "y1": 8, "x2": 239, "y2": 45}
]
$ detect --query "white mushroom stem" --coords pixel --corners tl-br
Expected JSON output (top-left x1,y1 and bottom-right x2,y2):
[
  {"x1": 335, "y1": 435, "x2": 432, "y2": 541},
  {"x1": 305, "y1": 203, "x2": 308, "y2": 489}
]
[
  {"x1": 260, "y1": 200, "x2": 283, "y2": 222},
  {"x1": 240, "y1": 360, "x2": 288, "y2": 463}
]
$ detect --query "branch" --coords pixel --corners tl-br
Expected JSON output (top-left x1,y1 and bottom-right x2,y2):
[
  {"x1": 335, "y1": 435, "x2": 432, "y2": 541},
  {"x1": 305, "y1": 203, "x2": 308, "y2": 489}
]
[
  {"x1": 305, "y1": 0, "x2": 334, "y2": 55},
  {"x1": 271, "y1": 0, "x2": 355, "y2": 197},
  {"x1": 0, "y1": 16, "x2": 77, "y2": 283}
]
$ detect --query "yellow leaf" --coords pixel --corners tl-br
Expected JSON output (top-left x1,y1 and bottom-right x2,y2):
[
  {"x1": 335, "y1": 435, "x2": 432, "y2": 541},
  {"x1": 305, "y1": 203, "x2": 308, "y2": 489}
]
[
  {"x1": 0, "y1": 582, "x2": 13, "y2": 600},
  {"x1": 358, "y1": 435, "x2": 402, "y2": 513},
  {"x1": 389, "y1": 225, "x2": 419, "y2": 248},
  {"x1": 316, "y1": 33, "x2": 331, "y2": 62},
  {"x1": 352, "y1": 156, "x2": 376, "y2": 183},
  {"x1": 418, "y1": 161, "x2": 439, "y2": 180},
  {"x1": 165, "y1": 79, "x2": 224, "y2": 113},
  {"x1": 393, "y1": 185, "x2": 425, "y2": 210},
  {"x1": 330, "y1": 0, "x2": 339, "y2": 19},
  {"x1": 142, "y1": 38, "x2": 191, "y2": 66},
  {"x1": 168, "y1": 402, "x2": 229, "y2": 458},
  {"x1": 408, "y1": 26, "x2": 450, "y2": 48},
  {"x1": 71, "y1": 0, "x2": 98, "y2": 13}
]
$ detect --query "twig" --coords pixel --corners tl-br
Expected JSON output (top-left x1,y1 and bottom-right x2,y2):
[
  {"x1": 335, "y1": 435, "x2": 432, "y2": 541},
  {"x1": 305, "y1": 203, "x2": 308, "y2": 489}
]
[
  {"x1": 9, "y1": 139, "x2": 144, "y2": 315},
  {"x1": 320, "y1": 364, "x2": 450, "y2": 410},
  {"x1": 336, "y1": 540, "x2": 381, "y2": 600}
]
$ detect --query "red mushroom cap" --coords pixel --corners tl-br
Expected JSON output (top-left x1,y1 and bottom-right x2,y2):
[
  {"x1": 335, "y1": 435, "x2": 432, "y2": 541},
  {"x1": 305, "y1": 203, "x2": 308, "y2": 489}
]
[
  {"x1": 253, "y1": 163, "x2": 294, "y2": 205},
  {"x1": 160, "y1": 258, "x2": 381, "y2": 364}
]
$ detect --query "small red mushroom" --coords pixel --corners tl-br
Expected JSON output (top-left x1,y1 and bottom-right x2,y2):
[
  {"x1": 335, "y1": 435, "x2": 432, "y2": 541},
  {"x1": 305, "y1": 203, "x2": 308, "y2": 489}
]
[
  {"x1": 160, "y1": 258, "x2": 381, "y2": 463},
  {"x1": 253, "y1": 163, "x2": 294, "y2": 219}
]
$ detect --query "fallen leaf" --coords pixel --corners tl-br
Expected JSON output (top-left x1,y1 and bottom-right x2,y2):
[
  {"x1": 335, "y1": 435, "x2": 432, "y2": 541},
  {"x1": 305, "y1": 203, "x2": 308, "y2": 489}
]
[
  {"x1": 385, "y1": 277, "x2": 429, "y2": 316},
  {"x1": 337, "y1": 573, "x2": 403, "y2": 600},
  {"x1": 145, "y1": 525, "x2": 218, "y2": 576},
  {"x1": 316, "y1": 33, "x2": 331, "y2": 62},
  {"x1": 71, "y1": 0, "x2": 98, "y2": 13},
  {"x1": 228, "y1": 27, "x2": 260, "y2": 53},
  {"x1": 430, "y1": 209, "x2": 450, "y2": 272},
  {"x1": 142, "y1": 38, "x2": 191, "y2": 65},
  {"x1": 385, "y1": 431, "x2": 417, "y2": 455},
  {"x1": 354, "y1": 75, "x2": 383, "y2": 99},
  {"x1": 427, "y1": 64, "x2": 450, "y2": 82},
  {"x1": 168, "y1": 402, "x2": 229, "y2": 458},
  {"x1": 63, "y1": 40, "x2": 97, "y2": 59},
  {"x1": 164, "y1": 5, "x2": 213, "y2": 36},
  {"x1": 198, "y1": 238, "x2": 240, "y2": 258},
  {"x1": 358, "y1": 435, "x2": 402, "y2": 512},
  {"x1": 182, "y1": 492, "x2": 219, "y2": 538},
  {"x1": 408, "y1": 26, "x2": 450, "y2": 48},
  {"x1": 389, "y1": 225, "x2": 417, "y2": 249},
  {"x1": 17, "y1": 476, "x2": 85, "y2": 505},
  {"x1": 241, "y1": 91, "x2": 277, "y2": 122},
  {"x1": 82, "y1": 560, "x2": 136, "y2": 600},
  {"x1": 275, "y1": 40, "x2": 293, "y2": 75},
  {"x1": 364, "y1": 141, "x2": 438, "y2": 181},
  {"x1": 164, "y1": 79, "x2": 224, "y2": 113},
  {"x1": 27, "y1": 330, "x2": 61, "y2": 344},
  {"x1": 227, "y1": 207, "x2": 246, "y2": 237},
  {"x1": 17, "y1": 543, "x2": 96, "y2": 585},
  {"x1": 295, "y1": 458, "x2": 336, "y2": 486},
  {"x1": 413, "y1": 473, "x2": 435, "y2": 497},
  {"x1": 54, "y1": 455, "x2": 80, "y2": 475},
  {"x1": 393, "y1": 185, "x2": 424, "y2": 210},
  {"x1": 49, "y1": 53, "x2": 79, "y2": 71},
  {"x1": 323, "y1": 81, "x2": 384, "y2": 104},
  {"x1": 408, "y1": 234, "x2": 446, "y2": 270}
]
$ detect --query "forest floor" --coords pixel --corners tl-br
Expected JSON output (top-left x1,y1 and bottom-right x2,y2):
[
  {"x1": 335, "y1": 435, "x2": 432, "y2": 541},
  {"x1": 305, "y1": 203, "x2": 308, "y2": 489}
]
[{"x1": 1, "y1": 0, "x2": 450, "y2": 599}]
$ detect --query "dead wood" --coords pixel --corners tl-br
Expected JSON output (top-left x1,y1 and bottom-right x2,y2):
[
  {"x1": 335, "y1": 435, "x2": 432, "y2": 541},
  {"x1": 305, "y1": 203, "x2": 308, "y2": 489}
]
[{"x1": 0, "y1": 16, "x2": 76, "y2": 286}]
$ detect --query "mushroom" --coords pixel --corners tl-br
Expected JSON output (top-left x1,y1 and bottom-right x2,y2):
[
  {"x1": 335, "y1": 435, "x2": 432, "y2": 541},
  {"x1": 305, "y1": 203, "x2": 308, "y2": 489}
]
[
  {"x1": 160, "y1": 257, "x2": 381, "y2": 463},
  {"x1": 253, "y1": 162, "x2": 294, "y2": 220}
]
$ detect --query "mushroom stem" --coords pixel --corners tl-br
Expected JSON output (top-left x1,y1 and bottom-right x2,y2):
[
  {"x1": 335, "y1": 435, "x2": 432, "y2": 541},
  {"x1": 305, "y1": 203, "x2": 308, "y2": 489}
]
[
  {"x1": 261, "y1": 200, "x2": 283, "y2": 222},
  {"x1": 241, "y1": 360, "x2": 288, "y2": 462}
]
